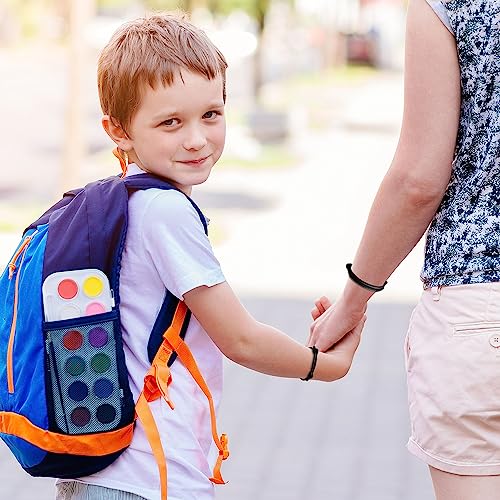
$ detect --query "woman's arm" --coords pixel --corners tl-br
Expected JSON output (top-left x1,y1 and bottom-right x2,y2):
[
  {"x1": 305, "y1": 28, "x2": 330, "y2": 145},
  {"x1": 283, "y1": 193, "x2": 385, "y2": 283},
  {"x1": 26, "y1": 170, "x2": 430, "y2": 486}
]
[
  {"x1": 184, "y1": 282, "x2": 364, "y2": 382},
  {"x1": 309, "y1": 0, "x2": 461, "y2": 351}
]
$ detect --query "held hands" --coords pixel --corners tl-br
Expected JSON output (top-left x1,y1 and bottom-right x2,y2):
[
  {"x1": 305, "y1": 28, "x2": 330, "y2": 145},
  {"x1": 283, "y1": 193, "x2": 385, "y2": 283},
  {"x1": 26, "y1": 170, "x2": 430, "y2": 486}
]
[{"x1": 309, "y1": 296, "x2": 365, "y2": 381}]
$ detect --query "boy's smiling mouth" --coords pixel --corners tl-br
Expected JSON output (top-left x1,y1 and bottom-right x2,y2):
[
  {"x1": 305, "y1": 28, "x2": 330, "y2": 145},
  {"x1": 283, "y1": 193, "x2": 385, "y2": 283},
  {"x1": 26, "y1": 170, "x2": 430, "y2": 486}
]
[{"x1": 177, "y1": 155, "x2": 210, "y2": 166}]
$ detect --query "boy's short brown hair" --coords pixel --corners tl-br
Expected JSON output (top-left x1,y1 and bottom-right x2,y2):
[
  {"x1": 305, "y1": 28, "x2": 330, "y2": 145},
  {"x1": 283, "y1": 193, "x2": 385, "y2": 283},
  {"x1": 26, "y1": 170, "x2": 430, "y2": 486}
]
[{"x1": 97, "y1": 13, "x2": 228, "y2": 134}]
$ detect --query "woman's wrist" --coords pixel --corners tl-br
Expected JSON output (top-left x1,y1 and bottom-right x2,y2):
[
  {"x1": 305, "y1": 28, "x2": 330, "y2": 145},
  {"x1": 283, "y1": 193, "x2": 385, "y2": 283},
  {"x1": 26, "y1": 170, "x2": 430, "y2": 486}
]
[
  {"x1": 346, "y1": 263, "x2": 387, "y2": 292},
  {"x1": 341, "y1": 280, "x2": 372, "y2": 314}
]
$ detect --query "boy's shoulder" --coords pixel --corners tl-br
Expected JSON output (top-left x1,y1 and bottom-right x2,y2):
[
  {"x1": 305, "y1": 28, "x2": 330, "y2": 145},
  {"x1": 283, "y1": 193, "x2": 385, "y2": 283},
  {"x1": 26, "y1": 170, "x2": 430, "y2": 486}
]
[
  {"x1": 130, "y1": 184, "x2": 204, "y2": 229},
  {"x1": 125, "y1": 178, "x2": 208, "y2": 251},
  {"x1": 125, "y1": 164, "x2": 204, "y2": 225}
]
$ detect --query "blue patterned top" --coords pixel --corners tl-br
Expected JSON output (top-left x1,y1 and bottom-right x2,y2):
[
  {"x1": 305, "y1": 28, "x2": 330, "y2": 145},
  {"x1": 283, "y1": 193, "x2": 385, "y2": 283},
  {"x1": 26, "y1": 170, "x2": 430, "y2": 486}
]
[{"x1": 421, "y1": 0, "x2": 500, "y2": 288}]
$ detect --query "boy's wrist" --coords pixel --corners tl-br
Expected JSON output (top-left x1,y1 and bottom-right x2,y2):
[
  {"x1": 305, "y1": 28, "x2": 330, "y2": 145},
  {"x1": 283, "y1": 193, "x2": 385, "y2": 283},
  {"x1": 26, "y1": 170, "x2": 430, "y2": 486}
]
[
  {"x1": 314, "y1": 351, "x2": 351, "y2": 382},
  {"x1": 300, "y1": 346, "x2": 318, "y2": 381}
]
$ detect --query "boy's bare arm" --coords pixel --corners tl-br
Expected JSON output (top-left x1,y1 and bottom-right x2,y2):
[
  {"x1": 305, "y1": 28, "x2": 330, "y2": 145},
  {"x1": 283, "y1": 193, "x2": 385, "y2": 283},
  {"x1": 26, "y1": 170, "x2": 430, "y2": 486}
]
[{"x1": 183, "y1": 282, "x2": 364, "y2": 382}]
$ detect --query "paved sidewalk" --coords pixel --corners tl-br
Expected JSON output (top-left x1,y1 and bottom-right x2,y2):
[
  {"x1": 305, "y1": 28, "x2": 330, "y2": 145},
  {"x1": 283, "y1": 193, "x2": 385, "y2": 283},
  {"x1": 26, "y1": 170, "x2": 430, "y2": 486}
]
[
  {"x1": 216, "y1": 298, "x2": 433, "y2": 500},
  {"x1": 0, "y1": 298, "x2": 433, "y2": 500}
]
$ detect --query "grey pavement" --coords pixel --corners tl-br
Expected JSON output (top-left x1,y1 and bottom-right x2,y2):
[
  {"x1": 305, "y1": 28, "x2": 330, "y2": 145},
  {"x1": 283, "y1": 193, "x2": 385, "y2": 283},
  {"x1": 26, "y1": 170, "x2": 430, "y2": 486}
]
[
  {"x1": 216, "y1": 298, "x2": 433, "y2": 500},
  {"x1": 0, "y1": 299, "x2": 433, "y2": 500},
  {"x1": 0, "y1": 46, "x2": 434, "y2": 499}
]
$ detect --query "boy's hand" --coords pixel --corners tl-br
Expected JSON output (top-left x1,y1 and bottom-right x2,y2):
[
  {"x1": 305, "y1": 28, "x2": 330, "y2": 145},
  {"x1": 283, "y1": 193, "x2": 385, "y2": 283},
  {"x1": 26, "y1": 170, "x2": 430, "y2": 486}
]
[
  {"x1": 316, "y1": 315, "x2": 365, "y2": 381},
  {"x1": 311, "y1": 295, "x2": 331, "y2": 321}
]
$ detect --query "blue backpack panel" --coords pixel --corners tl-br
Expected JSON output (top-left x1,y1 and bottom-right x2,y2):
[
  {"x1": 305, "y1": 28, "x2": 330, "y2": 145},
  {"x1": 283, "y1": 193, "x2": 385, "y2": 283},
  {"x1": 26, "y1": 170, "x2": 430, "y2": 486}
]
[{"x1": 0, "y1": 173, "x2": 208, "y2": 478}]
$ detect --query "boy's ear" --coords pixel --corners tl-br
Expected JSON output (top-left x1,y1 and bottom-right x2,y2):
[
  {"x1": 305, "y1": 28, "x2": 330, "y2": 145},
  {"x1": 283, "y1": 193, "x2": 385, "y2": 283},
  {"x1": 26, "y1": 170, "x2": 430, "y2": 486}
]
[{"x1": 102, "y1": 115, "x2": 133, "y2": 151}]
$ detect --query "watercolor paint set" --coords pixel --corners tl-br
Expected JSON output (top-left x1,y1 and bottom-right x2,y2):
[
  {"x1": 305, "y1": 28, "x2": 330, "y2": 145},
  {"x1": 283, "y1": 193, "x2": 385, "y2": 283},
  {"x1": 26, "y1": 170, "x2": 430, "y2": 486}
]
[
  {"x1": 42, "y1": 269, "x2": 115, "y2": 322},
  {"x1": 42, "y1": 269, "x2": 121, "y2": 434}
]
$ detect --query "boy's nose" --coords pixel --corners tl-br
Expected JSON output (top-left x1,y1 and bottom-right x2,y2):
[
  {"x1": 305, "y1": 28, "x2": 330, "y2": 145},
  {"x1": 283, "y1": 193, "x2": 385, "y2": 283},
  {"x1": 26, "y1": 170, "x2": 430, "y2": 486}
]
[{"x1": 183, "y1": 127, "x2": 207, "y2": 151}]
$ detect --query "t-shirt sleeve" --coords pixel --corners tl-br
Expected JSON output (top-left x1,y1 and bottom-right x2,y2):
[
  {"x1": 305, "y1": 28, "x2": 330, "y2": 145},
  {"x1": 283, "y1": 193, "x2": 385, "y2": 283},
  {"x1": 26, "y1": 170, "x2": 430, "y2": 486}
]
[
  {"x1": 425, "y1": 0, "x2": 453, "y2": 34},
  {"x1": 141, "y1": 190, "x2": 225, "y2": 300}
]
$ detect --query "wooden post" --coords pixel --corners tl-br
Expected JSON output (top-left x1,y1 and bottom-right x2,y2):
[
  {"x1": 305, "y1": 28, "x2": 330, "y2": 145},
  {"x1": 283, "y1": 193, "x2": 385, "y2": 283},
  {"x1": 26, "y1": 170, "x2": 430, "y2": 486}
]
[{"x1": 61, "y1": 0, "x2": 94, "y2": 194}]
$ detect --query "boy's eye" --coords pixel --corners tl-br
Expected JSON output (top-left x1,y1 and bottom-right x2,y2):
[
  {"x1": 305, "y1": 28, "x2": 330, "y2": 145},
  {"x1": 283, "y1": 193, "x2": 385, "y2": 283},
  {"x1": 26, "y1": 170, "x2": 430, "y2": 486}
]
[
  {"x1": 203, "y1": 110, "x2": 221, "y2": 120},
  {"x1": 161, "y1": 118, "x2": 179, "y2": 127}
]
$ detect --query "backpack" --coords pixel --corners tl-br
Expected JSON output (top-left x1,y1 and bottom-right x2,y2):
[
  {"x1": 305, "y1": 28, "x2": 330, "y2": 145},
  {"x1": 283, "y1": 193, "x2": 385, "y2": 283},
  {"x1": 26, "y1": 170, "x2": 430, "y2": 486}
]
[{"x1": 0, "y1": 173, "x2": 229, "y2": 500}]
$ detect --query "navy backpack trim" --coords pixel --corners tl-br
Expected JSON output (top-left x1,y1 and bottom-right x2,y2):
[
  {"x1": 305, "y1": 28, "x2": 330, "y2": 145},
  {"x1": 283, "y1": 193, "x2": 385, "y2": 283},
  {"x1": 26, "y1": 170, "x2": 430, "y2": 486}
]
[{"x1": 2, "y1": 173, "x2": 208, "y2": 478}]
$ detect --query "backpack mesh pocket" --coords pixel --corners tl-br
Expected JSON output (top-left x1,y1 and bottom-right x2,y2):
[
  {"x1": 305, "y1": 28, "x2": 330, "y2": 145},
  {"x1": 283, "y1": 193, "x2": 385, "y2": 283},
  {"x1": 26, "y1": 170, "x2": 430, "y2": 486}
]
[{"x1": 45, "y1": 313, "x2": 123, "y2": 435}]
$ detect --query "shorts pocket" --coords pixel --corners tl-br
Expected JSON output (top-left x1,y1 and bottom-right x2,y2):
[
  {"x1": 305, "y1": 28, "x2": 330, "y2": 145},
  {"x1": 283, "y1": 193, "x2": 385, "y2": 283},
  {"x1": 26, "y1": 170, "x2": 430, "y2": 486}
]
[{"x1": 453, "y1": 321, "x2": 500, "y2": 337}]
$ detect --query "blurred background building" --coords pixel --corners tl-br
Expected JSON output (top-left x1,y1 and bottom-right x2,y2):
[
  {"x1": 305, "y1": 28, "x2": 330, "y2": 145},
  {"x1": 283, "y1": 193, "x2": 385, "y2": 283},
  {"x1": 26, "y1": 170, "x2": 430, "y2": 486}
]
[{"x1": 0, "y1": 0, "x2": 406, "y2": 196}]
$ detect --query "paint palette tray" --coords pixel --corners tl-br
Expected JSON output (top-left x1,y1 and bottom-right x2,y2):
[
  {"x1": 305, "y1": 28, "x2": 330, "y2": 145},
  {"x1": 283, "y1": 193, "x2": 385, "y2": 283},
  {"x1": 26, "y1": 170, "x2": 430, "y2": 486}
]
[
  {"x1": 42, "y1": 269, "x2": 122, "y2": 434},
  {"x1": 42, "y1": 269, "x2": 115, "y2": 322}
]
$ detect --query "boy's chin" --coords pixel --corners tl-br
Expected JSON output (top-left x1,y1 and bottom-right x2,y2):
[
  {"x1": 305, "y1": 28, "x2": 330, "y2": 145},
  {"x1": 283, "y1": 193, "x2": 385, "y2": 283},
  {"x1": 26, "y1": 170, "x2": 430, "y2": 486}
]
[
  {"x1": 170, "y1": 174, "x2": 212, "y2": 194},
  {"x1": 143, "y1": 166, "x2": 213, "y2": 191}
]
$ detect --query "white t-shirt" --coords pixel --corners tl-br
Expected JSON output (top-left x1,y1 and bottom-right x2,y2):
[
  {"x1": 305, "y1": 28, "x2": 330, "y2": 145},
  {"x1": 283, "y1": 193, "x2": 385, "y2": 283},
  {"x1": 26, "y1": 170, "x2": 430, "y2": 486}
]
[{"x1": 66, "y1": 164, "x2": 226, "y2": 499}]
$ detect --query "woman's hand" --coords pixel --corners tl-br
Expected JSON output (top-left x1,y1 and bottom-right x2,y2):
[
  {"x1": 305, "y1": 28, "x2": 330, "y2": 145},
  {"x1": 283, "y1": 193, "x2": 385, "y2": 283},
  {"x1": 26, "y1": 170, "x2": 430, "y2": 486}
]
[{"x1": 308, "y1": 295, "x2": 367, "y2": 352}]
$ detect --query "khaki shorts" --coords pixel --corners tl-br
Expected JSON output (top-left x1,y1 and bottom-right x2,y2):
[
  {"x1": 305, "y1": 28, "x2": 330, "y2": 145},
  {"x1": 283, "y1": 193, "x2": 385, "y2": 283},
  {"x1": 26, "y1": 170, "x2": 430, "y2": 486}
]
[{"x1": 406, "y1": 281, "x2": 500, "y2": 475}]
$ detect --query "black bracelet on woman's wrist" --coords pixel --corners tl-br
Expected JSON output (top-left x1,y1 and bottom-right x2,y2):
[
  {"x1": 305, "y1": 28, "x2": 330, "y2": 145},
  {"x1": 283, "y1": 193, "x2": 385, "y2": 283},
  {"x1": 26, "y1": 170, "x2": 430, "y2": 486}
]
[
  {"x1": 346, "y1": 263, "x2": 387, "y2": 292},
  {"x1": 301, "y1": 346, "x2": 319, "y2": 381}
]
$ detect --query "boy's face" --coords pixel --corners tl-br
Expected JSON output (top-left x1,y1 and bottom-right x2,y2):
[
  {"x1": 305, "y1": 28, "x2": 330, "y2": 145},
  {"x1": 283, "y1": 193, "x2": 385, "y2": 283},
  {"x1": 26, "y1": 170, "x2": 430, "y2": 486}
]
[{"x1": 122, "y1": 70, "x2": 226, "y2": 195}]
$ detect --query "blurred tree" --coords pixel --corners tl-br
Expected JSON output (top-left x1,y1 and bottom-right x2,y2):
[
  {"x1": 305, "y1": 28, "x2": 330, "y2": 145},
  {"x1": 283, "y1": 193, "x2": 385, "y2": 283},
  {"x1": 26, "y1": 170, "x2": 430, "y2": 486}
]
[
  {"x1": 206, "y1": 0, "x2": 268, "y2": 19},
  {"x1": 3, "y1": 0, "x2": 46, "y2": 40},
  {"x1": 208, "y1": 0, "x2": 281, "y2": 101},
  {"x1": 136, "y1": 0, "x2": 294, "y2": 102},
  {"x1": 62, "y1": 0, "x2": 96, "y2": 194},
  {"x1": 210, "y1": 0, "x2": 293, "y2": 143},
  {"x1": 137, "y1": 0, "x2": 282, "y2": 98}
]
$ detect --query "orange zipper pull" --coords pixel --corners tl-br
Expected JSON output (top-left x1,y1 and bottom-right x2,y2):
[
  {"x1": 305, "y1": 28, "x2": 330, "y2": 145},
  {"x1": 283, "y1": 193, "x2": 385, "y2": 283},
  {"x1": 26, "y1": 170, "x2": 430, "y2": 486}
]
[{"x1": 8, "y1": 236, "x2": 32, "y2": 280}]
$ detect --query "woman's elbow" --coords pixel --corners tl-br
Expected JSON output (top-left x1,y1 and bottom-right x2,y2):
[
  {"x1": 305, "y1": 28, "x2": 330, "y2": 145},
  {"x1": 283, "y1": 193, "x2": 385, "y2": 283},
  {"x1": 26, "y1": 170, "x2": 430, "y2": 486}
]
[
  {"x1": 391, "y1": 166, "x2": 450, "y2": 208},
  {"x1": 405, "y1": 179, "x2": 447, "y2": 207}
]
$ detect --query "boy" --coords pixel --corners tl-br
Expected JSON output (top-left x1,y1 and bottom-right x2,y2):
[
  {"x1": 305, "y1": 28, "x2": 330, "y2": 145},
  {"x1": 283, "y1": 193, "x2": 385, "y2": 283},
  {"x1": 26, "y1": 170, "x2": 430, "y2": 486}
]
[{"x1": 56, "y1": 13, "x2": 364, "y2": 500}]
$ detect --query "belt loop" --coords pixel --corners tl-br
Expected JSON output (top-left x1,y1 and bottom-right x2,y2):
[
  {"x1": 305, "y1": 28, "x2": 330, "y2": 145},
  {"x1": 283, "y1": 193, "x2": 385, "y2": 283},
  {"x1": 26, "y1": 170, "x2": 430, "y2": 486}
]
[{"x1": 431, "y1": 286, "x2": 442, "y2": 301}]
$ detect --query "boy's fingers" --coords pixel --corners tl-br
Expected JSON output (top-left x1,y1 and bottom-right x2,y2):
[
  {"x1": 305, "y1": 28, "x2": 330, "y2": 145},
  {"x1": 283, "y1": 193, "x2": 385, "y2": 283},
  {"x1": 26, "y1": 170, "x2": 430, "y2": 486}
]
[
  {"x1": 318, "y1": 295, "x2": 332, "y2": 311},
  {"x1": 336, "y1": 331, "x2": 361, "y2": 357},
  {"x1": 311, "y1": 296, "x2": 332, "y2": 321},
  {"x1": 347, "y1": 316, "x2": 366, "y2": 349},
  {"x1": 357, "y1": 315, "x2": 367, "y2": 332},
  {"x1": 311, "y1": 306, "x2": 320, "y2": 320},
  {"x1": 348, "y1": 316, "x2": 366, "y2": 341},
  {"x1": 314, "y1": 300, "x2": 326, "y2": 316}
]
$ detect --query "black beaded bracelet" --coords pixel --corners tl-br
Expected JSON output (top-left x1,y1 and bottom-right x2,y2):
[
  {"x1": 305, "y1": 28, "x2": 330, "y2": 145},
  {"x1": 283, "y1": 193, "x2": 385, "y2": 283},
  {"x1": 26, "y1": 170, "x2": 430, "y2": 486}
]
[
  {"x1": 301, "y1": 346, "x2": 319, "y2": 381},
  {"x1": 346, "y1": 263, "x2": 387, "y2": 292}
]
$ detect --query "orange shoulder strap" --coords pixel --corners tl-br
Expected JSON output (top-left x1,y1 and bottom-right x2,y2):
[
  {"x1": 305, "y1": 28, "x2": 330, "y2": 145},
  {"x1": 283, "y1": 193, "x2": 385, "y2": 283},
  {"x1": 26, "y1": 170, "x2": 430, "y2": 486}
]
[
  {"x1": 136, "y1": 300, "x2": 229, "y2": 500},
  {"x1": 163, "y1": 305, "x2": 229, "y2": 484}
]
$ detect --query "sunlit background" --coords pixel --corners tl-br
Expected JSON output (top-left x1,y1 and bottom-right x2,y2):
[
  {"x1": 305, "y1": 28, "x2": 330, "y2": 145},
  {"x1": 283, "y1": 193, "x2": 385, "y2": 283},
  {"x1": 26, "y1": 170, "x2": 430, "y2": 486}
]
[{"x1": 1, "y1": 1, "x2": 435, "y2": 499}]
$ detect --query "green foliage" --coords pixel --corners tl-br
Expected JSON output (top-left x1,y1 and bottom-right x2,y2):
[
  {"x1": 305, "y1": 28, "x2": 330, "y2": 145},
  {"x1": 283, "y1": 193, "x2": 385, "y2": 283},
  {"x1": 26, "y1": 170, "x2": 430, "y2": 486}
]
[
  {"x1": 139, "y1": 0, "x2": 283, "y2": 20},
  {"x1": 97, "y1": 0, "x2": 132, "y2": 7},
  {"x1": 209, "y1": 0, "x2": 269, "y2": 17},
  {"x1": 135, "y1": 0, "x2": 294, "y2": 25},
  {"x1": 141, "y1": 0, "x2": 194, "y2": 11}
]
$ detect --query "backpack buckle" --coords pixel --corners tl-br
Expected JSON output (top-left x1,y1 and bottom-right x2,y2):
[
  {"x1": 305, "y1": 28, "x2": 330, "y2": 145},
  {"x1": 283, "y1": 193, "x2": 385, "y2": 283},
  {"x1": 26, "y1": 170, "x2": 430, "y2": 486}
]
[
  {"x1": 143, "y1": 362, "x2": 174, "y2": 410},
  {"x1": 219, "y1": 433, "x2": 229, "y2": 459}
]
